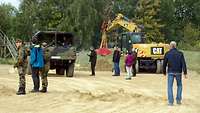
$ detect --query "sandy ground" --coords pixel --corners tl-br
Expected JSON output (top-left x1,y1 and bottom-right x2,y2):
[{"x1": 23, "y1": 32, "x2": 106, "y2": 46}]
[{"x1": 0, "y1": 65, "x2": 200, "y2": 113}]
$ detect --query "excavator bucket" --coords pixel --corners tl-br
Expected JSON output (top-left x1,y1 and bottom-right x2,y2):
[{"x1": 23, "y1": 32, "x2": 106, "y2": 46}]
[
  {"x1": 96, "y1": 48, "x2": 112, "y2": 56},
  {"x1": 96, "y1": 32, "x2": 112, "y2": 56}
]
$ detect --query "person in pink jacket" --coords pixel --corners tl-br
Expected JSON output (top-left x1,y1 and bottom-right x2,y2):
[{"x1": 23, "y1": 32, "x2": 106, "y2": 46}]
[{"x1": 125, "y1": 51, "x2": 135, "y2": 80}]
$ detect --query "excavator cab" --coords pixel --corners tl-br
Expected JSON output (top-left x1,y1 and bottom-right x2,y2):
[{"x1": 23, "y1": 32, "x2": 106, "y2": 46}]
[{"x1": 119, "y1": 32, "x2": 145, "y2": 52}]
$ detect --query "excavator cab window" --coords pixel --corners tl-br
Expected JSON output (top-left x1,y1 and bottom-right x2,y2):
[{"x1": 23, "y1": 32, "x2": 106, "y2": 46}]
[
  {"x1": 131, "y1": 34, "x2": 142, "y2": 43},
  {"x1": 130, "y1": 32, "x2": 145, "y2": 44},
  {"x1": 119, "y1": 32, "x2": 145, "y2": 52},
  {"x1": 119, "y1": 33, "x2": 132, "y2": 52}
]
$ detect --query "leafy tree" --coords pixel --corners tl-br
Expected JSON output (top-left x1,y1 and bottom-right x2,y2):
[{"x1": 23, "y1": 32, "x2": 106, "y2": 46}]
[
  {"x1": 0, "y1": 0, "x2": 200, "y2": 50},
  {"x1": 0, "y1": 3, "x2": 16, "y2": 36},
  {"x1": 183, "y1": 23, "x2": 200, "y2": 46},
  {"x1": 135, "y1": 0, "x2": 164, "y2": 42},
  {"x1": 14, "y1": 0, "x2": 38, "y2": 41},
  {"x1": 159, "y1": 0, "x2": 177, "y2": 42}
]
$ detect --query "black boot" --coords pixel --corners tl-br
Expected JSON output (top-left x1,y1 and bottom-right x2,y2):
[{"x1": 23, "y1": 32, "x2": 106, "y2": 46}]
[
  {"x1": 30, "y1": 89, "x2": 39, "y2": 93},
  {"x1": 39, "y1": 87, "x2": 47, "y2": 93},
  {"x1": 16, "y1": 87, "x2": 26, "y2": 95}
]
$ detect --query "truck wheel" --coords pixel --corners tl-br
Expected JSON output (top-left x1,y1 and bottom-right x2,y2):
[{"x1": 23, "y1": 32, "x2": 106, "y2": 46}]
[
  {"x1": 156, "y1": 60, "x2": 163, "y2": 73},
  {"x1": 56, "y1": 68, "x2": 65, "y2": 75},
  {"x1": 27, "y1": 64, "x2": 32, "y2": 75},
  {"x1": 136, "y1": 60, "x2": 139, "y2": 73},
  {"x1": 66, "y1": 63, "x2": 74, "y2": 77},
  {"x1": 160, "y1": 60, "x2": 163, "y2": 73},
  {"x1": 26, "y1": 56, "x2": 32, "y2": 75}
]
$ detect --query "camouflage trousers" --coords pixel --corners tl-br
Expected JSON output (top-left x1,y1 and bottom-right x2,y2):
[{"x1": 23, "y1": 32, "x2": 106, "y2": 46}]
[
  {"x1": 40, "y1": 64, "x2": 49, "y2": 88},
  {"x1": 17, "y1": 66, "x2": 26, "y2": 88}
]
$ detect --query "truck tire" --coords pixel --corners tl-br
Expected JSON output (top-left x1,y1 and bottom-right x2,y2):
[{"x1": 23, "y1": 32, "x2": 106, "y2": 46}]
[
  {"x1": 156, "y1": 60, "x2": 163, "y2": 73},
  {"x1": 66, "y1": 63, "x2": 74, "y2": 77},
  {"x1": 27, "y1": 64, "x2": 32, "y2": 75},
  {"x1": 56, "y1": 68, "x2": 65, "y2": 75},
  {"x1": 136, "y1": 60, "x2": 139, "y2": 73},
  {"x1": 26, "y1": 56, "x2": 32, "y2": 75},
  {"x1": 160, "y1": 60, "x2": 163, "y2": 73}
]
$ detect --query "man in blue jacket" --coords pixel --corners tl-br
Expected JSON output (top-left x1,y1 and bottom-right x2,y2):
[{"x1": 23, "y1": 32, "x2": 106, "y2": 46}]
[
  {"x1": 163, "y1": 41, "x2": 187, "y2": 106},
  {"x1": 112, "y1": 46, "x2": 121, "y2": 76},
  {"x1": 30, "y1": 37, "x2": 44, "y2": 92}
]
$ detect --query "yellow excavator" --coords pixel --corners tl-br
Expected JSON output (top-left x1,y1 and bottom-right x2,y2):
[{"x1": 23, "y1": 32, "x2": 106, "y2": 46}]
[
  {"x1": 97, "y1": 13, "x2": 169, "y2": 73},
  {"x1": 99, "y1": 13, "x2": 141, "y2": 49}
]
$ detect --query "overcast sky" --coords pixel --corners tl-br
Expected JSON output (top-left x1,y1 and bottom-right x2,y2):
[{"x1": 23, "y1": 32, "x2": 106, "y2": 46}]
[{"x1": 0, "y1": 0, "x2": 20, "y2": 8}]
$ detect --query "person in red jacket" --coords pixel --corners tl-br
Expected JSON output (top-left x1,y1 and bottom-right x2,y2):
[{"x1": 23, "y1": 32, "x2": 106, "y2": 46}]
[{"x1": 125, "y1": 50, "x2": 135, "y2": 80}]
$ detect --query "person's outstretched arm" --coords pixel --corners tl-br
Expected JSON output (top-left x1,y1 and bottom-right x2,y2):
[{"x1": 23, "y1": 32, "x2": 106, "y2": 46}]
[
  {"x1": 163, "y1": 53, "x2": 168, "y2": 75},
  {"x1": 181, "y1": 53, "x2": 187, "y2": 76}
]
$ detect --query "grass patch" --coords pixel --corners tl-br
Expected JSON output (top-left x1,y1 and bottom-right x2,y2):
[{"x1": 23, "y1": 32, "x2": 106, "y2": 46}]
[
  {"x1": 76, "y1": 51, "x2": 90, "y2": 67},
  {"x1": 76, "y1": 50, "x2": 126, "y2": 71},
  {"x1": 183, "y1": 50, "x2": 200, "y2": 74},
  {"x1": 76, "y1": 50, "x2": 200, "y2": 73},
  {"x1": 1, "y1": 50, "x2": 198, "y2": 73},
  {"x1": 0, "y1": 58, "x2": 15, "y2": 65}
]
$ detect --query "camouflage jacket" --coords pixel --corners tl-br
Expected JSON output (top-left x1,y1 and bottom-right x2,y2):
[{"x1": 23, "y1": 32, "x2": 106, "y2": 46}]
[
  {"x1": 43, "y1": 47, "x2": 51, "y2": 64},
  {"x1": 15, "y1": 46, "x2": 27, "y2": 67}
]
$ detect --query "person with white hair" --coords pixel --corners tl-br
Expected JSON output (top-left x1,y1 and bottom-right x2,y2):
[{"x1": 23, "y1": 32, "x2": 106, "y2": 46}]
[
  {"x1": 163, "y1": 41, "x2": 187, "y2": 106},
  {"x1": 170, "y1": 41, "x2": 177, "y2": 48}
]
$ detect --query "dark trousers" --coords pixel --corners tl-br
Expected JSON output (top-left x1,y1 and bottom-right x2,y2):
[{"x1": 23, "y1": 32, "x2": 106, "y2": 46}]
[
  {"x1": 132, "y1": 64, "x2": 136, "y2": 77},
  {"x1": 31, "y1": 67, "x2": 40, "y2": 91},
  {"x1": 91, "y1": 62, "x2": 96, "y2": 75}
]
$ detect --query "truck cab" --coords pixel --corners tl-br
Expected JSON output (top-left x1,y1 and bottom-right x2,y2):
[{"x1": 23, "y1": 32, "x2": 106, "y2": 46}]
[{"x1": 32, "y1": 31, "x2": 76, "y2": 77}]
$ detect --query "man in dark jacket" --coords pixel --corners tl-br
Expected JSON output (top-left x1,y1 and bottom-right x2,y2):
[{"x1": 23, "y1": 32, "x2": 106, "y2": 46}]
[
  {"x1": 163, "y1": 41, "x2": 187, "y2": 106},
  {"x1": 88, "y1": 47, "x2": 97, "y2": 76},
  {"x1": 112, "y1": 46, "x2": 121, "y2": 76}
]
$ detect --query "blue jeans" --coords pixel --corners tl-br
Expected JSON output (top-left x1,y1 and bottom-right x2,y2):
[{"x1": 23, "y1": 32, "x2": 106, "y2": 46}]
[
  {"x1": 114, "y1": 62, "x2": 120, "y2": 75},
  {"x1": 168, "y1": 73, "x2": 182, "y2": 104}
]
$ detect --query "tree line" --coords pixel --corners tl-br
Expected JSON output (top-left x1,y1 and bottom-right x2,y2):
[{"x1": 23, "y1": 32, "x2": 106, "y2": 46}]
[{"x1": 0, "y1": 0, "x2": 200, "y2": 49}]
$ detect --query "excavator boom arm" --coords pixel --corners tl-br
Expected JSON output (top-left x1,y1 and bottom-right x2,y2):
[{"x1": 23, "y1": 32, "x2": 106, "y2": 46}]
[{"x1": 106, "y1": 13, "x2": 140, "y2": 32}]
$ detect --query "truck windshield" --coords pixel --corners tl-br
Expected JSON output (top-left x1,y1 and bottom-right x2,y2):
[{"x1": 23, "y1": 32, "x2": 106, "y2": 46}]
[{"x1": 34, "y1": 32, "x2": 74, "y2": 47}]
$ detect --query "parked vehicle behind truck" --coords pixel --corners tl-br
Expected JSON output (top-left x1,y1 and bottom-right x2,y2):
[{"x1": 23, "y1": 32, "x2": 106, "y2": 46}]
[{"x1": 31, "y1": 31, "x2": 76, "y2": 77}]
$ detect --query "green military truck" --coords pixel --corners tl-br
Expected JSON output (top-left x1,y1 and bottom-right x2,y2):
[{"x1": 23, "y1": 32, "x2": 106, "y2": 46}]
[{"x1": 32, "y1": 31, "x2": 76, "y2": 77}]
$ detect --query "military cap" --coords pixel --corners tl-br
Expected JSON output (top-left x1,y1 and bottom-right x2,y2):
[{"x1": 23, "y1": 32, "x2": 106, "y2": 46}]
[
  {"x1": 16, "y1": 39, "x2": 23, "y2": 43},
  {"x1": 31, "y1": 37, "x2": 38, "y2": 44}
]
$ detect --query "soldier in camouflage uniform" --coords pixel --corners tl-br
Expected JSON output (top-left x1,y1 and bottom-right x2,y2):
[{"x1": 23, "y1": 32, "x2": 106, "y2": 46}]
[
  {"x1": 14, "y1": 39, "x2": 27, "y2": 95},
  {"x1": 40, "y1": 42, "x2": 51, "y2": 93}
]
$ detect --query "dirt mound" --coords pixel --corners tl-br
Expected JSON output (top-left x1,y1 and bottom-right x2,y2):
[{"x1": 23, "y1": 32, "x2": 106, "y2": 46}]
[
  {"x1": 0, "y1": 84, "x2": 15, "y2": 96},
  {"x1": 70, "y1": 88, "x2": 164, "y2": 104},
  {"x1": 96, "y1": 58, "x2": 112, "y2": 71}
]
